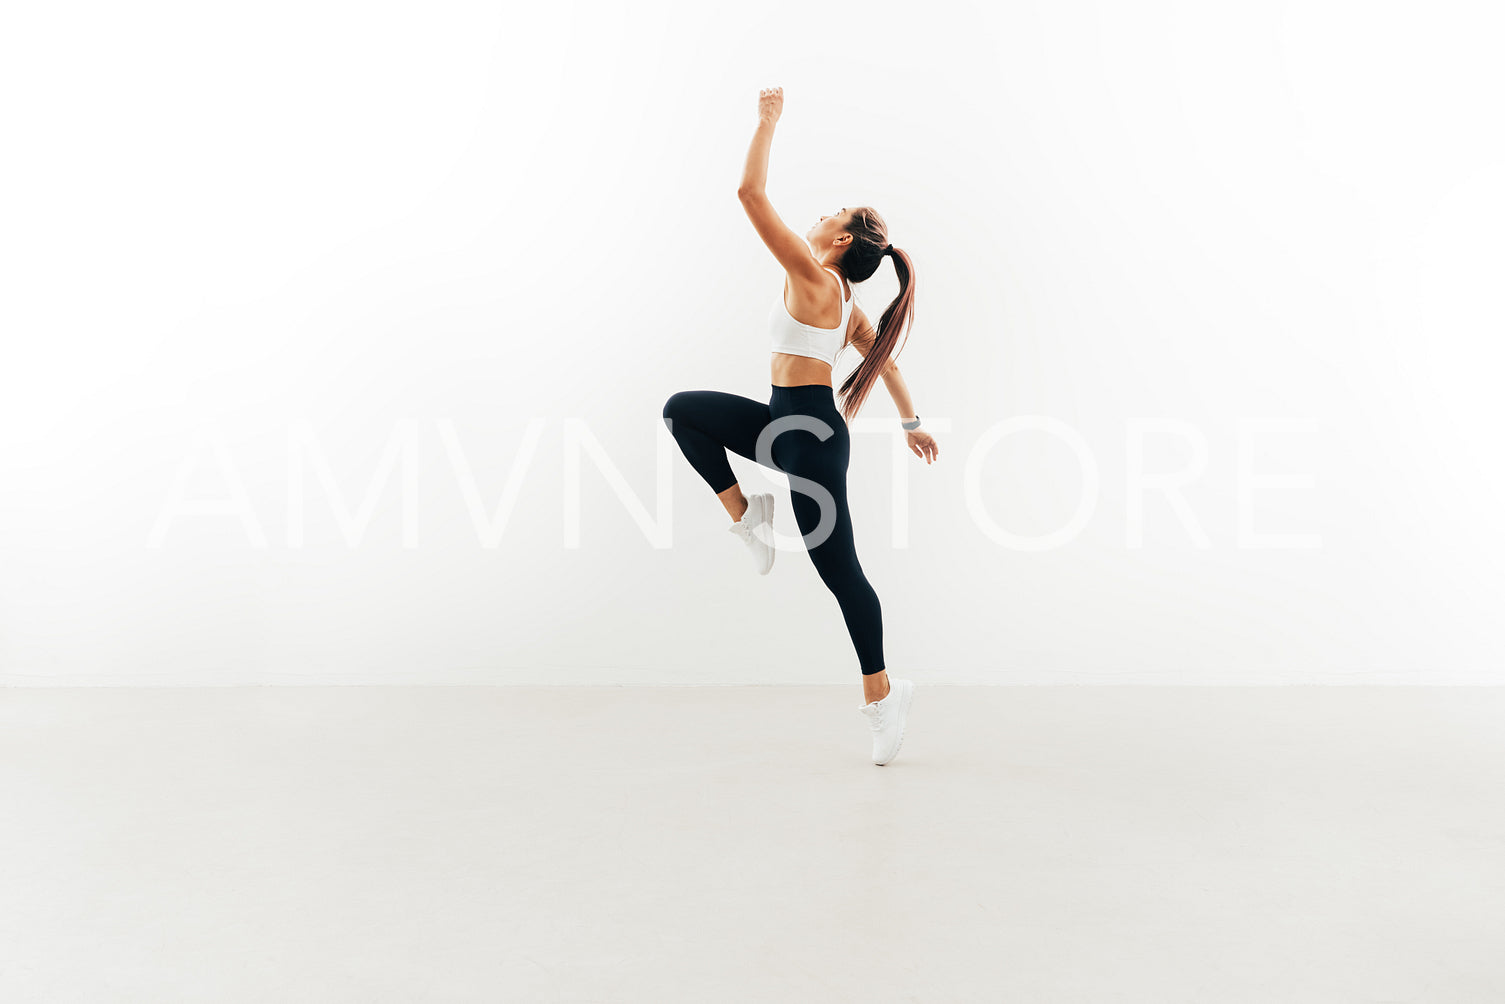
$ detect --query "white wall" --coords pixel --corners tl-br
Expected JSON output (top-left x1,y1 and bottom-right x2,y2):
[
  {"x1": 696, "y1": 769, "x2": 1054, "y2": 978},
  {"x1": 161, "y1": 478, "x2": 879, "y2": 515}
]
[{"x1": 3, "y1": 0, "x2": 1502, "y2": 685}]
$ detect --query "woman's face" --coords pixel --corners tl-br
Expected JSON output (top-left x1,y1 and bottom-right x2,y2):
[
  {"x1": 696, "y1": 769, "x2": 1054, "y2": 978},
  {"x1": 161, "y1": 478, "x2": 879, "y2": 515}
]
[{"x1": 806, "y1": 207, "x2": 853, "y2": 253}]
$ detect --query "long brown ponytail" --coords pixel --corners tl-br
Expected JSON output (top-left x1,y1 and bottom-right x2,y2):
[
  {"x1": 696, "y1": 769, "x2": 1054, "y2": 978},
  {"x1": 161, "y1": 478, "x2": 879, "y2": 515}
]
[{"x1": 833, "y1": 208, "x2": 915, "y2": 424}]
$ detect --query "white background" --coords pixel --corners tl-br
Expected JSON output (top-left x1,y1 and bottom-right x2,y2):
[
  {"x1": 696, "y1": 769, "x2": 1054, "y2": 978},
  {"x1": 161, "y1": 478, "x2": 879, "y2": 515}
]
[{"x1": 3, "y1": 0, "x2": 1502, "y2": 685}]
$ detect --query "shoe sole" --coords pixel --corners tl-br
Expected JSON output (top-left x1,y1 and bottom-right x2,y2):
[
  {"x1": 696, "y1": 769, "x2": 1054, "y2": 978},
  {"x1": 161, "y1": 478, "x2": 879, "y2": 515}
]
[
  {"x1": 876, "y1": 679, "x2": 914, "y2": 765},
  {"x1": 758, "y1": 493, "x2": 775, "y2": 575}
]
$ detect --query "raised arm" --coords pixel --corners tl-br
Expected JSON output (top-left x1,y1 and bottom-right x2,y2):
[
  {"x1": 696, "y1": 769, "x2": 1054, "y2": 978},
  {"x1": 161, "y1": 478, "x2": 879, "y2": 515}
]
[{"x1": 737, "y1": 88, "x2": 827, "y2": 286}]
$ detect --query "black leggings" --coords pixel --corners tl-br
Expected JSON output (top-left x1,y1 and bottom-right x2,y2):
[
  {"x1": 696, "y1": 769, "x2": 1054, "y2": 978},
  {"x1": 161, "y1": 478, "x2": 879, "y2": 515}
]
[{"x1": 662, "y1": 384, "x2": 885, "y2": 676}]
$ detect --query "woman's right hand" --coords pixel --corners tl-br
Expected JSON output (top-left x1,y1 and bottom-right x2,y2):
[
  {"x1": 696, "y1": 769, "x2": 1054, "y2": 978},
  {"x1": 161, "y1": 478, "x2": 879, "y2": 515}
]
[{"x1": 758, "y1": 87, "x2": 783, "y2": 126}]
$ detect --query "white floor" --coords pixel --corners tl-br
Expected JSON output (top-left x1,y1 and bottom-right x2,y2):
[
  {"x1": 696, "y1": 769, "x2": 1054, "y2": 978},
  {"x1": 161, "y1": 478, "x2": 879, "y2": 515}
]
[{"x1": 3, "y1": 685, "x2": 1503, "y2": 1003}]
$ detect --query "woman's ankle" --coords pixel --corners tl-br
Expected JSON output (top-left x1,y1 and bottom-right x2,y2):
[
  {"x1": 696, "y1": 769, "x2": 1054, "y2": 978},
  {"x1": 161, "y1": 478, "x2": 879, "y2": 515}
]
[{"x1": 717, "y1": 486, "x2": 748, "y2": 522}]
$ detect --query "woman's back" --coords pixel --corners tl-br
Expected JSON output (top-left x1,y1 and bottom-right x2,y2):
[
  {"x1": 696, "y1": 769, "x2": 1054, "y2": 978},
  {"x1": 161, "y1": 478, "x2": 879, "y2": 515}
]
[{"x1": 769, "y1": 266, "x2": 853, "y2": 383}]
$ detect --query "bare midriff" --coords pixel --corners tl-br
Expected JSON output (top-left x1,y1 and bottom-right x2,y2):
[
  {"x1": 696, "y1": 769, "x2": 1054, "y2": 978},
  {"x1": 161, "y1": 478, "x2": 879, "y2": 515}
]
[
  {"x1": 771, "y1": 274, "x2": 852, "y2": 388},
  {"x1": 771, "y1": 353, "x2": 835, "y2": 388}
]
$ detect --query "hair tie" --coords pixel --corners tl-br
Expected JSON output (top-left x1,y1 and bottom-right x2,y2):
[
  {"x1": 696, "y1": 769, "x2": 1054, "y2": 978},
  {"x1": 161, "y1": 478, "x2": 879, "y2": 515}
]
[{"x1": 885, "y1": 243, "x2": 894, "y2": 253}]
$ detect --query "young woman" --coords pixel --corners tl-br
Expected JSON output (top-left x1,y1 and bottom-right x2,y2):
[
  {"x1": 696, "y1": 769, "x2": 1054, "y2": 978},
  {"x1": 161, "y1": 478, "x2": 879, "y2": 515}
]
[{"x1": 661, "y1": 87, "x2": 940, "y2": 765}]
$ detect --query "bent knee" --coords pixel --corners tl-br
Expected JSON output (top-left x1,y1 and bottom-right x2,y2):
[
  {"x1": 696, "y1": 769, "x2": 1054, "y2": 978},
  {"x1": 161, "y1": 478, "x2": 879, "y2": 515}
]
[{"x1": 662, "y1": 391, "x2": 687, "y2": 427}]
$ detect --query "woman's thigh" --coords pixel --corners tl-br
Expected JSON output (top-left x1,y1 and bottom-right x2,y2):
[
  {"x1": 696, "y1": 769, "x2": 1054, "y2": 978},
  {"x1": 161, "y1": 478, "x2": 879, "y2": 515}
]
[
  {"x1": 770, "y1": 419, "x2": 853, "y2": 550},
  {"x1": 663, "y1": 389, "x2": 780, "y2": 471}
]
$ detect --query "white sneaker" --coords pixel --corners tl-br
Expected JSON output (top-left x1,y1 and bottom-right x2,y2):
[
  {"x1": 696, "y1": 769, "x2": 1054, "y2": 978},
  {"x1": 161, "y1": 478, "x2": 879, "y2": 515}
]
[
  {"x1": 857, "y1": 678, "x2": 914, "y2": 765},
  {"x1": 728, "y1": 492, "x2": 775, "y2": 575}
]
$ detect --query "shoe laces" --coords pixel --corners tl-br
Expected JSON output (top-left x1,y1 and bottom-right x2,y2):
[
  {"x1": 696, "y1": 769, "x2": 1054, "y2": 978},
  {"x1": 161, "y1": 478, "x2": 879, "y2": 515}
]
[{"x1": 730, "y1": 519, "x2": 754, "y2": 542}]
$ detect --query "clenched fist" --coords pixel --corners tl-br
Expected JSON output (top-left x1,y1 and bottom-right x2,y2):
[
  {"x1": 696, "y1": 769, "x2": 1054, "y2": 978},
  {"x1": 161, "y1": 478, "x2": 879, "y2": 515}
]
[{"x1": 758, "y1": 86, "x2": 783, "y2": 125}]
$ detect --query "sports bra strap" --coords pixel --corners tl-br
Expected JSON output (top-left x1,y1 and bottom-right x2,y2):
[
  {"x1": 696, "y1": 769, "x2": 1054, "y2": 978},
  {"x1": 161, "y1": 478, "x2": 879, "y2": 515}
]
[{"x1": 824, "y1": 266, "x2": 850, "y2": 304}]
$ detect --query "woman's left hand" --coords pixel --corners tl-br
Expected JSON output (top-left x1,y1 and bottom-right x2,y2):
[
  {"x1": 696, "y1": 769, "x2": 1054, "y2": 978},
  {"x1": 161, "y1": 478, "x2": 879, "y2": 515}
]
[
  {"x1": 906, "y1": 429, "x2": 939, "y2": 464},
  {"x1": 758, "y1": 87, "x2": 783, "y2": 125}
]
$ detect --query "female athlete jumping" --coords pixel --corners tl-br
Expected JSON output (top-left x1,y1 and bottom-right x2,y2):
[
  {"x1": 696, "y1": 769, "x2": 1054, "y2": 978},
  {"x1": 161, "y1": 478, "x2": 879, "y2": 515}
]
[{"x1": 662, "y1": 87, "x2": 939, "y2": 764}]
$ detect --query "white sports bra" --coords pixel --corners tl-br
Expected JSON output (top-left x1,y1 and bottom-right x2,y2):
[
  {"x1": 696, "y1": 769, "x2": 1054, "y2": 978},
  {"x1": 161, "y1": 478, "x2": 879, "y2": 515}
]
[{"x1": 769, "y1": 266, "x2": 852, "y2": 366}]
